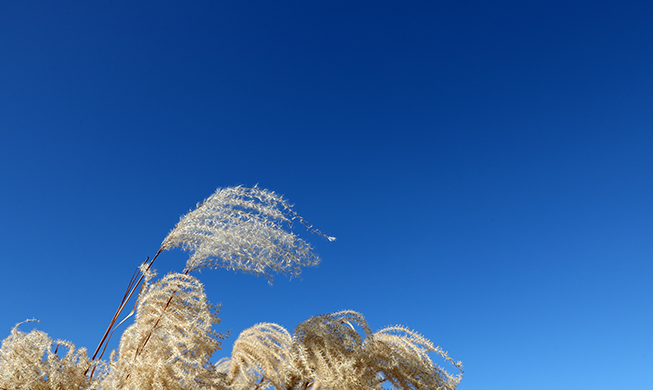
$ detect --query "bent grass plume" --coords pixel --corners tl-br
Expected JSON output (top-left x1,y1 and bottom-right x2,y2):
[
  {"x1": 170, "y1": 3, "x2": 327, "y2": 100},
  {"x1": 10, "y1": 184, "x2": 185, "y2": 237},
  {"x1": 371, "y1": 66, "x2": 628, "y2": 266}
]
[
  {"x1": 162, "y1": 185, "x2": 336, "y2": 277},
  {"x1": 1, "y1": 185, "x2": 462, "y2": 390},
  {"x1": 102, "y1": 272, "x2": 224, "y2": 390},
  {"x1": 218, "y1": 311, "x2": 463, "y2": 390},
  {"x1": 91, "y1": 186, "x2": 334, "y2": 373}
]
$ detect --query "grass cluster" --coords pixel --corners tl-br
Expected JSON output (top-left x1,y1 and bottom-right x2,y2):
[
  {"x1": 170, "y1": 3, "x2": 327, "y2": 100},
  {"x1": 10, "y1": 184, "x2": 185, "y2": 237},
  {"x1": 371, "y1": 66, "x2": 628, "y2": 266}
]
[{"x1": 1, "y1": 186, "x2": 461, "y2": 390}]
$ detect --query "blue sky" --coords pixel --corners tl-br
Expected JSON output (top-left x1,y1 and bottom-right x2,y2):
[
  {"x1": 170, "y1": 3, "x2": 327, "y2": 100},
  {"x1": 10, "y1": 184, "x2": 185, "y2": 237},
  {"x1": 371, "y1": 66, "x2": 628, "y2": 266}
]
[{"x1": 1, "y1": 1, "x2": 652, "y2": 388}]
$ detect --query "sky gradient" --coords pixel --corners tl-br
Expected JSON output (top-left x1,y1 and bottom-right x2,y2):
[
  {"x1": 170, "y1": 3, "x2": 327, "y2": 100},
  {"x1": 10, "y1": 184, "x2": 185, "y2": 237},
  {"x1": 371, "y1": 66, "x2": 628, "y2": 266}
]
[{"x1": 1, "y1": 1, "x2": 652, "y2": 389}]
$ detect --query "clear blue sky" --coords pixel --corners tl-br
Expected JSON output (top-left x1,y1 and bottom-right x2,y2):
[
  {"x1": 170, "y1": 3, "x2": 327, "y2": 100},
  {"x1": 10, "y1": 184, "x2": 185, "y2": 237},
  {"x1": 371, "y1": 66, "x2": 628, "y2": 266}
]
[{"x1": 1, "y1": 1, "x2": 652, "y2": 388}]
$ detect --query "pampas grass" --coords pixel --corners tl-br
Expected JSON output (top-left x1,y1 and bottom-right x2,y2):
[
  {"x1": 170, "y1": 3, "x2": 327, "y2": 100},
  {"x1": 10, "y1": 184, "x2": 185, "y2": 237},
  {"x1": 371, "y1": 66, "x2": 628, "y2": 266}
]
[{"x1": 1, "y1": 186, "x2": 461, "y2": 390}]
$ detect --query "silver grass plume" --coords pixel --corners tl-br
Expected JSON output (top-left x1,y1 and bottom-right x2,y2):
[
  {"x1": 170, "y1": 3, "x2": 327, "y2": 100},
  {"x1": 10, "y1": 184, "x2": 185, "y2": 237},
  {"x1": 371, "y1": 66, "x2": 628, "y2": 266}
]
[
  {"x1": 221, "y1": 323, "x2": 294, "y2": 390},
  {"x1": 221, "y1": 310, "x2": 462, "y2": 390},
  {"x1": 367, "y1": 326, "x2": 463, "y2": 390},
  {"x1": 0, "y1": 320, "x2": 100, "y2": 390},
  {"x1": 292, "y1": 310, "x2": 376, "y2": 389},
  {"x1": 104, "y1": 272, "x2": 223, "y2": 390},
  {"x1": 161, "y1": 186, "x2": 335, "y2": 281}
]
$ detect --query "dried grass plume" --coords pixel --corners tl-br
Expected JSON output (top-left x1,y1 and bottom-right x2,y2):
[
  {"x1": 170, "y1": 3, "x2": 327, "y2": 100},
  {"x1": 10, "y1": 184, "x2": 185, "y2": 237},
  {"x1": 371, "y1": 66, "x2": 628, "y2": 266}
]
[{"x1": 161, "y1": 186, "x2": 335, "y2": 281}]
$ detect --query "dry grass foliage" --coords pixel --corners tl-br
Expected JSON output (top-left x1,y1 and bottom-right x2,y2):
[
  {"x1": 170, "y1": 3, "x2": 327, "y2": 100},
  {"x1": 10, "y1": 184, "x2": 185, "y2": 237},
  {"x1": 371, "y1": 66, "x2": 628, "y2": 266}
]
[
  {"x1": 0, "y1": 320, "x2": 99, "y2": 390},
  {"x1": 1, "y1": 186, "x2": 462, "y2": 390},
  {"x1": 218, "y1": 311, "x2": 462, "y2": 390}
]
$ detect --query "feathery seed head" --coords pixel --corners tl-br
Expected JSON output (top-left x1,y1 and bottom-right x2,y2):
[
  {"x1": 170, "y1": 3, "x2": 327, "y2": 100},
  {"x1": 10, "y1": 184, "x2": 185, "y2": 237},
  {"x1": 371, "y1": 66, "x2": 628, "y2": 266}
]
[
  {"x1": 0, "y1": 320, "x2": 96, "y2": 390},
  {"x1": 161, "y1": 186, "x2": 334, "y2": 282}
]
